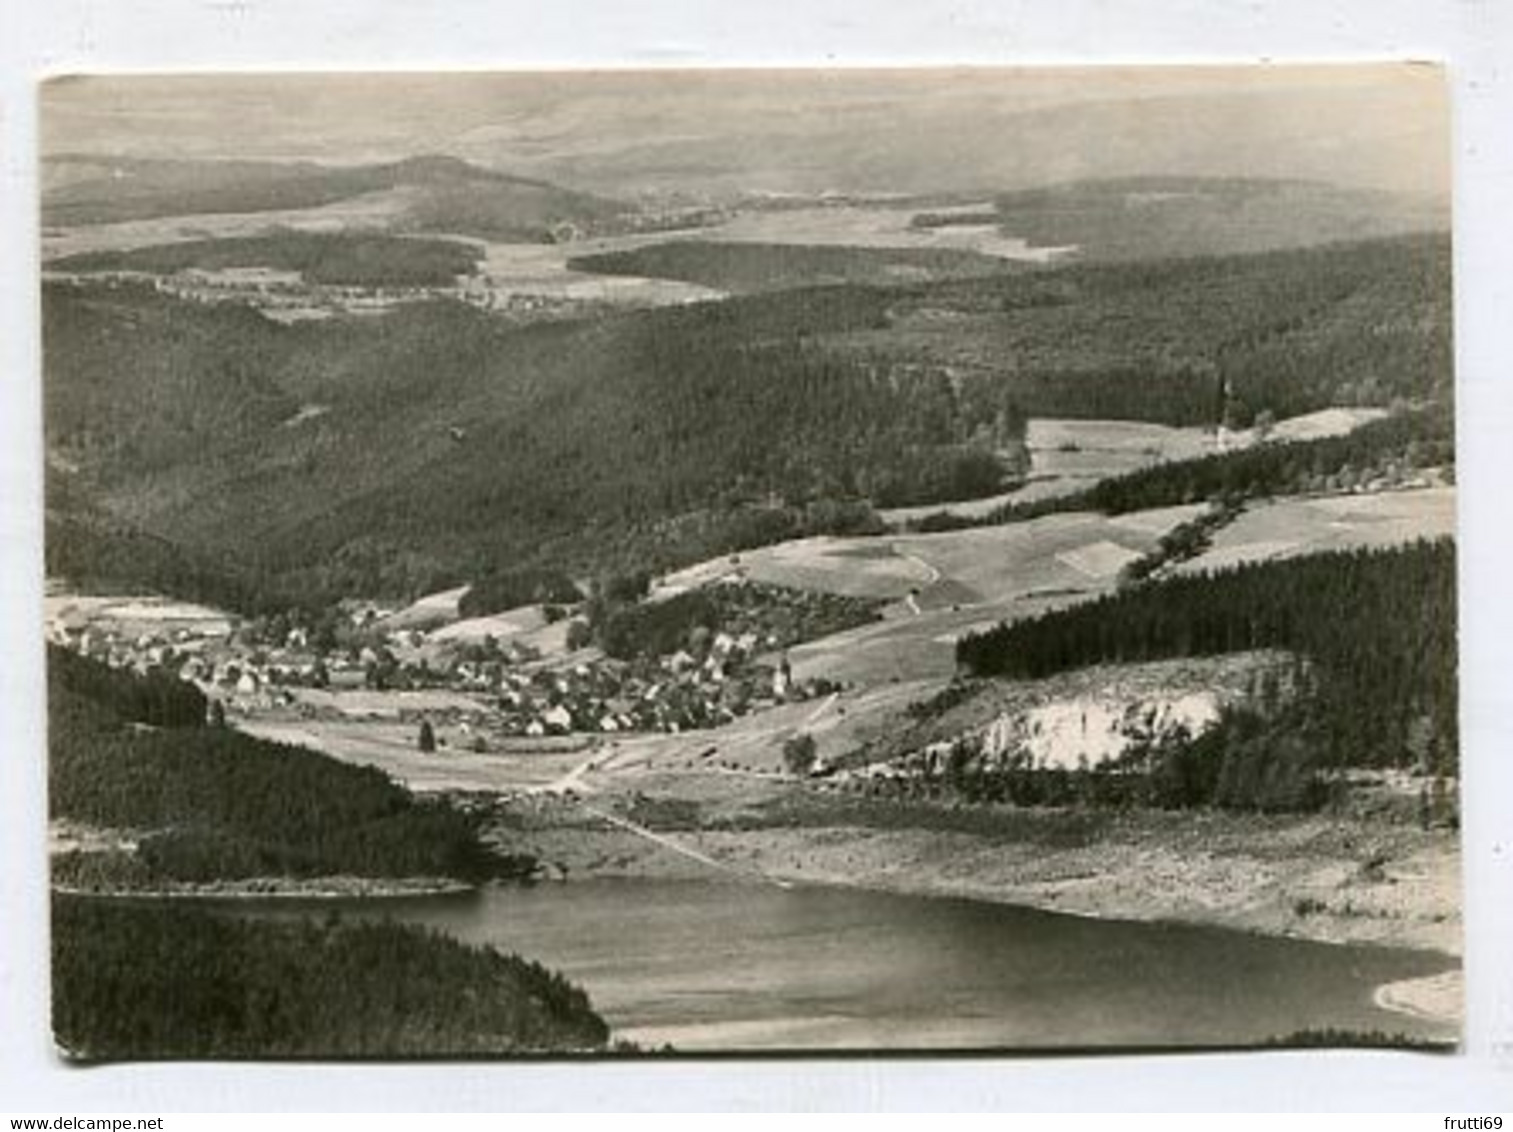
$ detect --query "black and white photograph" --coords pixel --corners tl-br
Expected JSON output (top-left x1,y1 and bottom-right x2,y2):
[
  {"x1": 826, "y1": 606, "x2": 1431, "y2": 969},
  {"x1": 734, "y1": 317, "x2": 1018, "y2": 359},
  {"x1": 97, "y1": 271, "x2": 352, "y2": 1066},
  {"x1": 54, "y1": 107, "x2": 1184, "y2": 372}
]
[{"x1": 38, "y1": 64, "x2": 1463, "y2": 1060}]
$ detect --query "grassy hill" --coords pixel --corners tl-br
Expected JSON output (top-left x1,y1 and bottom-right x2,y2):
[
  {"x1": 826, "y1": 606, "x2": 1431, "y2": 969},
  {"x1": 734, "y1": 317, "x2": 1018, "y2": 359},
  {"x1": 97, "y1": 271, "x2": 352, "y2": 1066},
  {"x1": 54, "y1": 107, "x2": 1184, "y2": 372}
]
[
  {"x1": 43, "y1": 153, "x2": 627, "y2": 242},
  {"x1": 43, "y1": 234, "x2": 1451, "y2": 612}
]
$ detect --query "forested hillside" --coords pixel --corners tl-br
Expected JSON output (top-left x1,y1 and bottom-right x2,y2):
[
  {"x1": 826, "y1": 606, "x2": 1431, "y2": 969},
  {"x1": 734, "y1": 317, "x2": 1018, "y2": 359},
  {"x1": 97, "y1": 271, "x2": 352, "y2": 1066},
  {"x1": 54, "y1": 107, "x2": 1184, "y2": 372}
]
[
  {"x1": 48, "y1": 649, "x2": 511, "y2": 885},
  {"x1": 48, "y1": 650, "x2": 611, "y2": 1058},
  {"x1": 44, "y1": 234, "x2": 1450, "y2": 612},
  {"x1": 53, "y1": 898, "x2": 610, "y2": 1057},
  {"x1": 1078, "y1": 405, "x2": 1452, "y2": 514},
  {"x1": 956, "y1": 540, "x2": 1458, "y2": 774},
  {"x1": 45, "y1": 281, "x2": 1023, "y2": 608},
  {"x1": 51, "y1": 231, "x2": 484, "y2": 287}
]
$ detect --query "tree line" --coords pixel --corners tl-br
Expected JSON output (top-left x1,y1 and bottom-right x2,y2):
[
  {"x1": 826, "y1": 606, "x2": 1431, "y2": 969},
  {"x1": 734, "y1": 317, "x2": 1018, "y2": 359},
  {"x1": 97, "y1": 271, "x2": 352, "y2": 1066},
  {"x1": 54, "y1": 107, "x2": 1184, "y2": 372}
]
[
  {"x1": 49, "y1": 648, "x2": 517, "y2": 884},
  {"x1": 956, "y1": 540, "x2": 1458, "y2": 773},
  {"x1": 51, "y1": 230, "x2": 485, "y2": 288},
  {"x1": 591, "y1": 580, "x2": 882, "y2": 661},
  {"x1": 868, "y1": 233, "x2": 1451, "y2": 427},
  {"x1": 1081, "y1": 404, "x2": 1452, "y2": 516}
]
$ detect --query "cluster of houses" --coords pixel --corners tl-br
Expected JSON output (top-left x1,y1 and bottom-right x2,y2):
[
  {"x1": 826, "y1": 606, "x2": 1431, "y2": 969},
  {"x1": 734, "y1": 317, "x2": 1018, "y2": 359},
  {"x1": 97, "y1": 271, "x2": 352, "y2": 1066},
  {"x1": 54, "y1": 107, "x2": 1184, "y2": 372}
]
[
  {"x1": 46, "y1": 601, "x2": 234, "y2": 677},
  {"x1": 46, "y1": 594, "x2": 841, "y2": 741}
]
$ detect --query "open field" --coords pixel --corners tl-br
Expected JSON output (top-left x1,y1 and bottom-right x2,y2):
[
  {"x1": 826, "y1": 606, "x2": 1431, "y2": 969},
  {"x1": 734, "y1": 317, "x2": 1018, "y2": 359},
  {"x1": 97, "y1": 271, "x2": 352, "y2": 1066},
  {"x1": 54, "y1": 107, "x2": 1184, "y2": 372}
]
[
  {"x1": 657, "y1": 503, "x2": 1203, "y2": 689},
  {"x1": 596, "y1": 678, "x2": 942, "y2": 778},
  {"x1": 558, "y1": 202, "x2": 1068, "y2": 262},
  {"x1": 1263, "y1": 406, "x2": 1390, "y2": 442},
  {"x1": 461, "y1": 195, "x2": 1071, "y2": 304},
  {"x1": 43, "y1": 196, "x2": 1067, "y2": 313},
  {"x1": 470, "y1": 237, "x2": 723, "y2": 305},
  {"x1": 881, "y1": 418, "x2": 1215, "y2": 523},
  {"x1": 44, "y1": 593, "x2": 235, "y2": 639},
  {"x1": 1175, "y1": 486, "x2": 1455, "y2": 575}
]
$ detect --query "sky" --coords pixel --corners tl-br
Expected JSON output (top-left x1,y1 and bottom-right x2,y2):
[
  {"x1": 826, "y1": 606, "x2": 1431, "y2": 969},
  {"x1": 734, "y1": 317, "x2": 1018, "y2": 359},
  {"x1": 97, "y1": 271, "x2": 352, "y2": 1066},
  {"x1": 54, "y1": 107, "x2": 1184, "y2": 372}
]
[{"x1": 41, "y1": 64, "x2": 1450, "y2": 199}]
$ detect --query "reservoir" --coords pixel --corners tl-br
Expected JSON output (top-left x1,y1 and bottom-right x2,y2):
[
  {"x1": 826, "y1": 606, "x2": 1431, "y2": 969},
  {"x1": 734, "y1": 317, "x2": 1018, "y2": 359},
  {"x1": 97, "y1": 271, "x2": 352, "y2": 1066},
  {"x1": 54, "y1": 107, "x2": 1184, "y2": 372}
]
[{"x1": 319, "y1": 878, "x2": 1457, "y2": 1052}]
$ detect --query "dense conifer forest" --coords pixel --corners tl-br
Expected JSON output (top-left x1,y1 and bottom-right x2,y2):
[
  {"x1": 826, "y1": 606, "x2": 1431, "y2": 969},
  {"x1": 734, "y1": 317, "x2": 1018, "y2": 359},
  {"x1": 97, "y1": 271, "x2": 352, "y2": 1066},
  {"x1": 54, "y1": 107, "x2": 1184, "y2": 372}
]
[
  {"x1": 956, "y1": 540, "x2": 1457, "y2": 774},
  {"x1": 1080, "y1": 405, "x2": 1452, "y2": 515},
  {"x1": 567, "y1": 239, "x2": 1017, "y2": 292},
  {"x1": 52, "y1": 897, "x2": 610, "y2": 1058},
  {"x1": 48, "y1": 649, "x2": 512, "y2": 885},
  {"x1": 43, "y1": 234, "x2": 1449, "y2": 613},
  {"x1": 457, "y1": 567, "x2": 585, "y2": 618}
]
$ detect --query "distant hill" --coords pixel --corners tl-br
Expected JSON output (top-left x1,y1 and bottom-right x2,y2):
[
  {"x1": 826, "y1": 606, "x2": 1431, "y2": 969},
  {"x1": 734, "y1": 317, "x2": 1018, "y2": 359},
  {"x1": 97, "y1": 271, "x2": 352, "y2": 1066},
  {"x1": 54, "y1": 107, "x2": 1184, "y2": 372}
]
[
  {"x1": 567, "y1": 240, "x2": 1023, "y2": 293},
  {"x1": 49, "y1": 649, "x2": 609, "y2": 1057},
  {"x1": 988, "y1": 177, "x2": 1447, "y2": 262},
  {"x1": 43, "y1": 235, "x2": 1451, "y2": 613},
  {"x1": 42, "y1": 153, "x2": 628, "y2": 242},
  {"x1": 829, "y1": 233, "x2": 1452, "y2": 424},
  {"x1": 43, "y1": 280, "x2": 1015, "y2": 608}
]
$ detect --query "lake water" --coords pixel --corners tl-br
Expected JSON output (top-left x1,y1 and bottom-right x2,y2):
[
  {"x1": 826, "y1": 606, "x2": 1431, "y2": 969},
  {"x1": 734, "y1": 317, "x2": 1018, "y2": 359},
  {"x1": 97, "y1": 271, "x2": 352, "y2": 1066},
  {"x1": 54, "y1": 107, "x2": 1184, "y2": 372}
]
[{"x1": 316, "y1": 878, "x2": 1457, "y2": 1052}]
